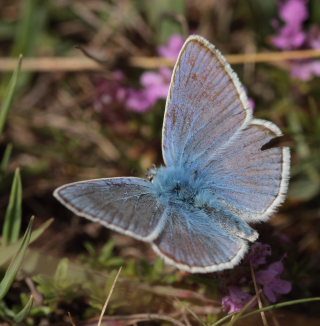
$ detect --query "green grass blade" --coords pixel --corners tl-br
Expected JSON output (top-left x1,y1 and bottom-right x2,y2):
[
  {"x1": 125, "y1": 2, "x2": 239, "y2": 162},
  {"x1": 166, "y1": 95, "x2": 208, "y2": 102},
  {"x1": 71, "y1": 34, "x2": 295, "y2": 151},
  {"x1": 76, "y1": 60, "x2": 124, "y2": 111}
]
[
  {"x1": 210, "y1": 297, "x2": 320, "y2": 326},
  {"x1": 4, "y1": 0, "x2": 49, "y2": 95},
  {"x1": 11, "y1": 0, "x2": 48, "y2": 57},
  {"x1": 14, "y1": 295, "x2": 34, "y2": 323},
  {"x1": 0, "y1": 55, "x2": 22, "y2": 135},
  {"x1": 239, "y1": 297, "x2": 320, "y2": 320},
  {"x1": 2, "y1": 167, "x2": 23, "y2": 246},
  {"x1": 0, "y1": 143, "x2": 13, "y2": 174},
  {"x1": 210, "y1": 313, "x2": 234, "y2": 326},
  {"x1": 0, "y1": 218, "x2": 54, "y2": 266},
  {"x1": 0, "y1": 216, "x2": 34, "y2": 300}
]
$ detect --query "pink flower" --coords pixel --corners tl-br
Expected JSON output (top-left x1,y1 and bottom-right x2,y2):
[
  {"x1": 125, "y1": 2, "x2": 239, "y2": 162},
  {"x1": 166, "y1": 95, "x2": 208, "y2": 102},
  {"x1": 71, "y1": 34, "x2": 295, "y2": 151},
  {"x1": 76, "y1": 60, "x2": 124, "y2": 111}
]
[
  {"x1": 94, "y1": 34, "x2": 185, "y2": 114},
  {"x1": 272, "y1": 25, "x2": 307, "y2": 50},
  {"x1": 140, "y1": 68, "x2": 172, "y2": 101},
  {"x1": 272, "y1": 0, "x2": 308, "y2": 50},
  {"x1": 125, "y1": 89, "x2": 153, "y2": 113},
  {"x1": 279, "y1": 0, "x2": 308, "y2": 26},
  {"x1": 222, "y1": 287, "x2": 255, "y2": 314},
  {"x1": 271, "y1": 0, "x2": 320, "y2": 80},
  {"x1": 256, "y1": 261, "x2": 292, "y2": 302},
  {"x1": 126, "y1": 35, "x2": 185, "y2": 112},
  {"x1": 126, "y1": 68, "x2": 172, "y2": 112},
  {"x1": 158, "y1": 34, "x2": 185, "y2": 59},
  {"x1": 291, "y1": 60, "x2": 320, "y2": 80}
]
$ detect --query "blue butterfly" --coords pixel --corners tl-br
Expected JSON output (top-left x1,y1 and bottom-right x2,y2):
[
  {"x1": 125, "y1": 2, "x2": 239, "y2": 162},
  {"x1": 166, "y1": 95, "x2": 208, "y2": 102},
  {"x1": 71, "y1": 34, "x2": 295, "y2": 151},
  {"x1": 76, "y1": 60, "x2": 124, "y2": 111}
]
[{"x1": 54, "y1": 35, "x2": 290, "y2": 273}]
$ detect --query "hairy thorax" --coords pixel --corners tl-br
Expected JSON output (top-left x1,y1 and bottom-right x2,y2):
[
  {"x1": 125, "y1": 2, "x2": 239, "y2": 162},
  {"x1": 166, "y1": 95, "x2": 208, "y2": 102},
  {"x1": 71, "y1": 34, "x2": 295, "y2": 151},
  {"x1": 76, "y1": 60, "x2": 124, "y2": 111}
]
[{"x1": 151, "y1": 166, "x2": 212, "y2": 209}]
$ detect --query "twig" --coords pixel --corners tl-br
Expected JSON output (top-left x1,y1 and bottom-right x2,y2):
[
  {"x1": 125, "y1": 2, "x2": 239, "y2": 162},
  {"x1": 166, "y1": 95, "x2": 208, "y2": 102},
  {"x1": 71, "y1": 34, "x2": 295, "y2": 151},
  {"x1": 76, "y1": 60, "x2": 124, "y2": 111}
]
[
  {"x1": 182, "y1": 312, "x2": 192, "y2": 326},
  {"x1": 140, "y1": 284, "x2": 220, "y2": 306},
  {"x1": 75, "y1": 45, "x2": 109, "y2": 65},
  {"x1": 68, "y1": 312, "x2": 77, "y2": 326},
  {"x1": 25, "y1": 277, "x2": 43, "y2": 306},
  {"x1": 97, "y1": 266, "x2": 122, "y2": 326},
  {"x1": 177, "y1": 301, "x2": 205, "y2": 326},
  {"x1": 250, "y1": 262, "x2": 269, "y2": 326},
  {"x1": 83, "y1": 313, "x2": 186, "y2": 326},
  {"x1": 261, "y1": 292, "x2": 281, "y2": 326},
  {"x1": 0, "y1": 48, "x2": 320, "y2": 71},
  {"x1": 226, "y1": 48, "x2": 320, "y2": 64},
  {"x1": 0, "y1": 57, "x2": 101, "y2": 71}
]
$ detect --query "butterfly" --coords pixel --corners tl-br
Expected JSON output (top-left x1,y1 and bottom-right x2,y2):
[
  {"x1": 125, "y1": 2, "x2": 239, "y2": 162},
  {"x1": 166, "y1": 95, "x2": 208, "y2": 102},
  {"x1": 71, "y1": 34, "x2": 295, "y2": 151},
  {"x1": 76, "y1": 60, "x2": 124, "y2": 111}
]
[{"x1": 54, "y1": 35, "x2": 290, "y2": 273}]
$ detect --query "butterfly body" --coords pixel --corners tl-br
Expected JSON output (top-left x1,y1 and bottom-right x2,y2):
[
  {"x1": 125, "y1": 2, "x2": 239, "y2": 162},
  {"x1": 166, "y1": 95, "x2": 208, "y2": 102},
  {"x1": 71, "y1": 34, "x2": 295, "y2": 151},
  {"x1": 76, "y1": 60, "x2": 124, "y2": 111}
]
[
  {"x1": 54, "y1": 35, "x2": 290, "y2": 273},
  {"x1": 152, "y1": 164, "x2": 258, "y2": 240},
  {"x1": 152, "y1": 166, "x2": 204, "y2": 206}
]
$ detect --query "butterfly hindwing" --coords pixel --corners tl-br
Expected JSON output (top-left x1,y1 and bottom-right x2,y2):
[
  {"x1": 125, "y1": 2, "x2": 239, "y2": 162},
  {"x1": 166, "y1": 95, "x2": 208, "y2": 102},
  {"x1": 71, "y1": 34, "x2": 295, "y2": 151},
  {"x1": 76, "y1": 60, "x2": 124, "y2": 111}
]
[
  {"x1": 54, "y1": 177, "x2": 166, "y2": 242},
  {"x1": 152, "y1": 205, "x2": 248, "y2": 273},
  {"x1": 203, "y1": 119, "x2": 290, "y2": 221}
]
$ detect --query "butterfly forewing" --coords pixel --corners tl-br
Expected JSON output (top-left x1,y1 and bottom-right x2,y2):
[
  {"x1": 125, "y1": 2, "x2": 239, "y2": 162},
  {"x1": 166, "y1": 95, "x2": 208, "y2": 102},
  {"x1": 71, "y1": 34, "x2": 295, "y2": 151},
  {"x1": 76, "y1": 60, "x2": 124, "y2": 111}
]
[
  {"x1": 162, "y1": 35, "x2": 252, "y2": 169},
  {"x1": 54, "y1": 177, "x2": 166, "y2": 241}
]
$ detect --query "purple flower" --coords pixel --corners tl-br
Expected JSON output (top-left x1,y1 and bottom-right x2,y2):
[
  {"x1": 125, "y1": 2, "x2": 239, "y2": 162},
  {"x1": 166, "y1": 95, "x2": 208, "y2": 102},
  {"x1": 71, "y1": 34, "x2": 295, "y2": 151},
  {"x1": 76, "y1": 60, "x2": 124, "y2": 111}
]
[
  {"x1": 248, "y1": 98, "x2": 255, "y2": 111},
  {"x1": 125, "y1": 89, "x2": 154, "y2": 113},
  {"x1": 126, "y1": 68, "x2": 172, "y2": 112},
  {"x1": 291, "y1": 60, "x2": 320, "y2": 80},
  {"x1": 279, "y1": 0, "x2": 308, "y2": 26},
  {"x1": 272, "y1": 0, "x2": 320, "y2": 80},
  {"x1": 247, "y1": 242, "x2": 272, "y2": 268},
  {"x1": 222, "y1": 287, "x2": 255, "y2": 314},
  {"x1": 140, "y1": 68, "x2": 172, "y2": 102},
  {"x1": 126, "y1": 35, "x2": 184, "y2": 112},
  {"x1": 256, "y1": 261, "x2": 292, "y2": 302},
  {"x1": 272, "y1": 25, "x2": 307, "y2": 50},
  {"x1": 272, "y1": 0, "x2": 308, "y2": 50},
  {"x1": 158, "y1": 34, "x2": 185, "y2": 59}
]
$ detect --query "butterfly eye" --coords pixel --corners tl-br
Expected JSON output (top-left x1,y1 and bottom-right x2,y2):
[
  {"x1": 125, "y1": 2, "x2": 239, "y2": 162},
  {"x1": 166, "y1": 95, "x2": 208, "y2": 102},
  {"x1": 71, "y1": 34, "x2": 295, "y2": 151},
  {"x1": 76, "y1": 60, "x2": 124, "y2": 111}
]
[
  {"x1": 146, "y1": 172, "x2": 154, "y2": 182},
  {"x1": 146, "y1": 165, "x2": 158, "y2": 181}
]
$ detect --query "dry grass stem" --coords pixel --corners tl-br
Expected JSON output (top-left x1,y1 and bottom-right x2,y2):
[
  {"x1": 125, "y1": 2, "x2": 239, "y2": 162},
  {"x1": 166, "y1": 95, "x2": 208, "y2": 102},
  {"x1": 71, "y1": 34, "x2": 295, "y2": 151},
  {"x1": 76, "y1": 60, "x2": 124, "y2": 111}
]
[
  {"x1": 84, "y1": 313, "x2": 186, "y2": 326},
  {"x1": 1, "y1": 48, "x2": 320, "y2": 71},
  {"x1": 97, "y1": 266, "x2": 122, "y2": 326},
  {"x1": 250, "y1": 262, "x2": 269, "y2": 326},
  {"x1": 68, "y1": 312, "x2": 77, "y2": 326}
]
